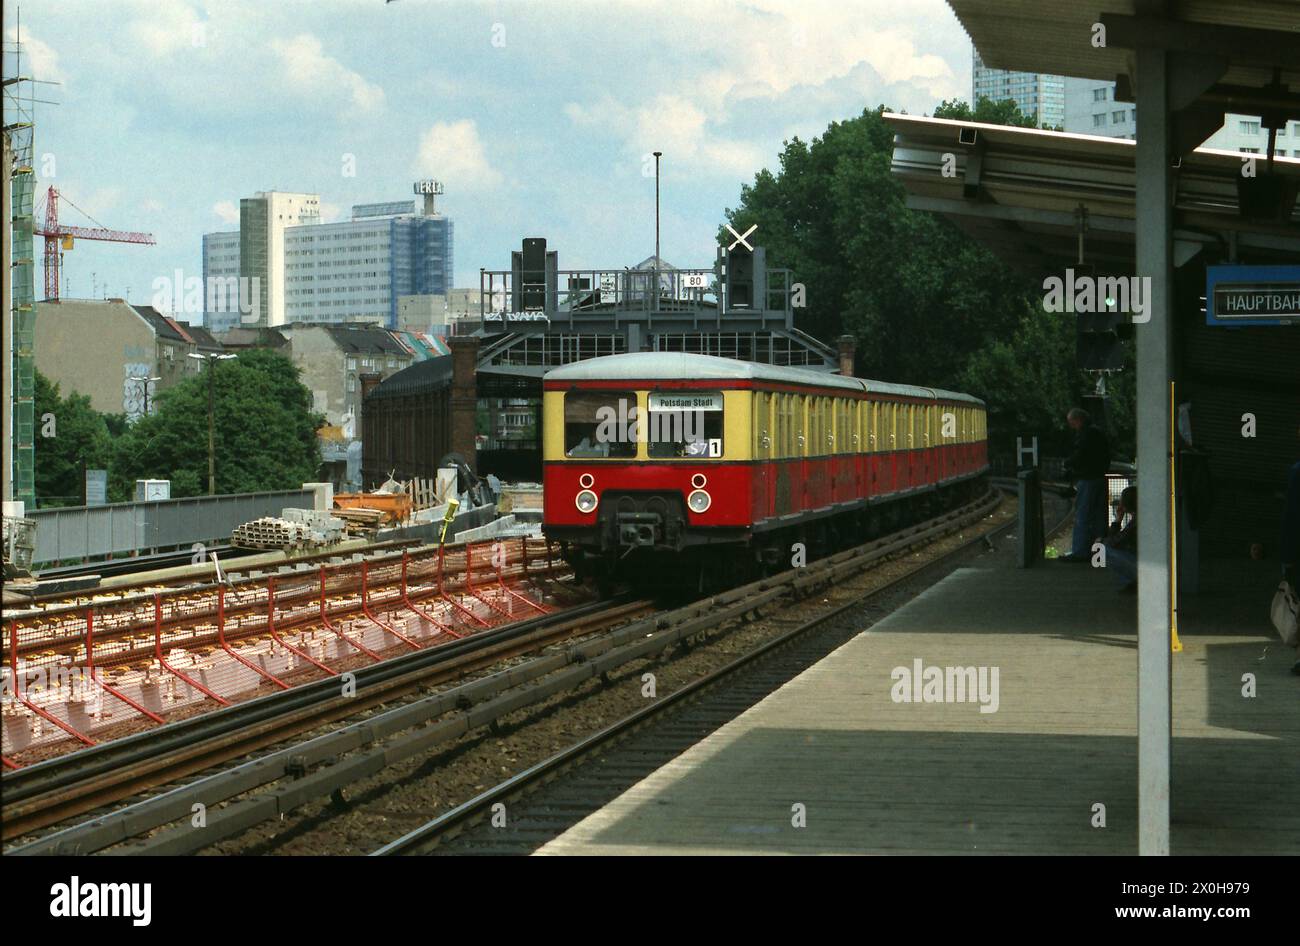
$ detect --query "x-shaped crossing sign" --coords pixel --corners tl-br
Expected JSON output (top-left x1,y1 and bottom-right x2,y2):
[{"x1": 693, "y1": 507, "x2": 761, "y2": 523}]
[{"x1": 726, "y1": 223, "x2": 757, "y2": 251}]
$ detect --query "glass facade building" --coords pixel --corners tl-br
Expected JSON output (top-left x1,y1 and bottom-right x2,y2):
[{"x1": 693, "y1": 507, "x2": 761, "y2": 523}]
[{"x1": 202, "y1": 231, "x2": 243, "y2": 335}]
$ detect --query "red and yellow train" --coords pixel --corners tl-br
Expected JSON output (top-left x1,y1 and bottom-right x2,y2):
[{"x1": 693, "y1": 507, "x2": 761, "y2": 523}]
[{"x1": 542, "y1": 352, "x2": 988, "y2": 584}]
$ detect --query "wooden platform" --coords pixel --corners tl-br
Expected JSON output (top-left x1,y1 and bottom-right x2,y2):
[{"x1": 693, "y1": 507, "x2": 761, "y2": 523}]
[{"x1": 537, "y1": 562, "x2": 1300, "y2": 855}]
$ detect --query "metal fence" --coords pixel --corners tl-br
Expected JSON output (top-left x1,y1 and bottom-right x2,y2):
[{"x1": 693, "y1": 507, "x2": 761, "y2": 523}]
[{"x1": 28, "y1": 489, "x2": 316, "y2": 567}]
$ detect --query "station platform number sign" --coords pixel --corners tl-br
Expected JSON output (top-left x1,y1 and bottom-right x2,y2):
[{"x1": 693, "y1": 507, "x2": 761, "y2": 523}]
[{"x1": 1206, "y1": 264, "x2": 1300, "y2": 326}]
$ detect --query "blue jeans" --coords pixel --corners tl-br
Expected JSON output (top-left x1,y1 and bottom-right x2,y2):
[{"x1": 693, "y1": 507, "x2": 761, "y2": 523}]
[
  {"x1": 1072, "y1": 478, "x2": 1107, "y2": 558},
  {"x1": 1107, "y1": 547, "x2": 1136, "y2": 587}
]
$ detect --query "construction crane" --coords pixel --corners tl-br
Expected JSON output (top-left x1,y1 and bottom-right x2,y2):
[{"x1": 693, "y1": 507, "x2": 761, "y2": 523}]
[{"x1": 34, "y1": 186, "x2": 156, "y2": 302}]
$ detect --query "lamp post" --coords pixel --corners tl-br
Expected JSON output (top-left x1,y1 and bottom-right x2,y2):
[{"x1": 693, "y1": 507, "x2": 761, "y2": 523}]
[
  {"x1": 129, "y1": 375, "x2": 162, "y2": 416},
  {"x1": 653, "y1": 151, "x2": 662, "y2": 300},
  {"x1": 187, "y1": 352, "x2": 237, "y2": 495}
]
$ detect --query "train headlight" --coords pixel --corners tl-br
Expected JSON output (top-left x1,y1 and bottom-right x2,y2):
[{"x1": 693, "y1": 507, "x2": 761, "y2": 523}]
[
  {"x1": 575, "y1": 489, "x2": 598, "y2": 514},
  {"x1": 687, "y1": 489, "x2": 711, "y2": 513}
]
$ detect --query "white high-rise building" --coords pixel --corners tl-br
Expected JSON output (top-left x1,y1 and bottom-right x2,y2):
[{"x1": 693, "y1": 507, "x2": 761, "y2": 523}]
[
  {"x1": 239, "y1": 191, "x2": 321, "y2": 327},
  {"x1": 1064, "y1": 78, "x2": 1137, "y2": 139},
  {"x1": 972, "y1": 49, "x2": 1065, "y2": 128},
  {"x1": 281, "y1": 199, "x2": 453, "y2": 327},
  {"x1": 1063, "y1": 76, "x2": 1298, "y2": 156}
]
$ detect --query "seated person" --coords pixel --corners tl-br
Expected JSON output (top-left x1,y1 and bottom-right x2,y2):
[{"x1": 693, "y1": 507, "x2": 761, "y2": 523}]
[
  {"x1": 1103, "y1": 486, "x2": 1137, "y2": 592},
  {"x1": 567, "y1": 433, "x2": 610, "y2": 458}
]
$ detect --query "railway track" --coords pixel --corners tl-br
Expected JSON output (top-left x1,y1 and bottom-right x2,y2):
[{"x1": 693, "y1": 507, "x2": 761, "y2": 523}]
[
  {"x1": 7, "y1": 483, "x2": 1067, "y2": 855},
  {"x1": 375, "y1": 486, "x2": 1070, "y2": 855},
  {"x1": 2, "y1": 536, "x2": 569, "y2": 769},
  {"x1": 1, "y1": 595, "x2": 651, "y2": 845}
]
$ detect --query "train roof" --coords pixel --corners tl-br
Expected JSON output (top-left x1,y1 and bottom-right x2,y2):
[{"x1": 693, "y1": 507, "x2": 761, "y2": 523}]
[{"x1": 544, "y1": 353, "x2": 983, "y2": 405}]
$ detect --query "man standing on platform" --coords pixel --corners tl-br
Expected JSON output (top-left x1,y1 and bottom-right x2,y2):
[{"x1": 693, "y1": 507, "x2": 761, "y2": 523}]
[{"x1": 1060, "y1": 407, "x2": 1110, "y2": 563}]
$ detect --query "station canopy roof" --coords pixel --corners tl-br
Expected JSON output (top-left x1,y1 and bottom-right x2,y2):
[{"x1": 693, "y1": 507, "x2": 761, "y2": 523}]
[
  {"x1": 923, "y1": 1, "x2": 1300, "y2": 274},
  {"x1": 886, "y1": 112, "x2": 1300, "y2": 276},
  {"x1": 949, "y1": 0, "x2": 1300, "y2": 92}
]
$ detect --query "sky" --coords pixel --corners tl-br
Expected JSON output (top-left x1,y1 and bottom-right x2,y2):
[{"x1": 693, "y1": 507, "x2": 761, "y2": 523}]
[{"x1": 4, "y1": 0, "x2": 975, "y2": 317}]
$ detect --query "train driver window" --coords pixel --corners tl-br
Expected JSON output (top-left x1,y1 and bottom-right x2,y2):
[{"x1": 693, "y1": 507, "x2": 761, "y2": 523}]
[
  {"x1": 647, "y1": 391, "x2": 725, "y2": 459},
  {"x1": 564, "y1": 391, "x2": 638, "y2": 458}
]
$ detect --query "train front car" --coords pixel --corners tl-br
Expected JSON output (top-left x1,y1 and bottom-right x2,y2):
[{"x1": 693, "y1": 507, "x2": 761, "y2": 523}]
[{"x1": 542, "y1": 353, "x2": 760, "y2": 588}]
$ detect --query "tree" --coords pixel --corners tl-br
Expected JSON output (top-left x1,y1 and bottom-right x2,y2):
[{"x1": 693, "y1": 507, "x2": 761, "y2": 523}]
[
  {"x1": 108, "y1": 349, "x2": 324, "y2": 500},
  {"x1": 933, "y1": 97, "x2": 1040, "y2": 128},
  {"x1": 720, "y1": 100, "x2": 1129, "y2": 461},
  {"x1": 722, "y1": 105, "x2": 1038, "y2": 382},
  {"x1": 33, "y1": 371, "x2": 112, "y2": 507}
]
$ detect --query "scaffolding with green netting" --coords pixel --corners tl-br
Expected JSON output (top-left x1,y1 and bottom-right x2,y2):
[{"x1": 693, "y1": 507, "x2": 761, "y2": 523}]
[{"x1": 9, "y1": 121, "x2": 36, "y2": 507}]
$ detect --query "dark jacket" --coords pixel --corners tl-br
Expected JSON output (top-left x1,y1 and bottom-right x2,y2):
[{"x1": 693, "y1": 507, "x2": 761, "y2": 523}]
[
  {"x1": 1105, "y1": 515, "x2": 1136, "y2": 553},
  {"x1": 1066, "y1": 424, "x2": 1110, "y2": 481},
  {"x1": 1282, "y1": 460, "x2": 1300, "y2": 568}
]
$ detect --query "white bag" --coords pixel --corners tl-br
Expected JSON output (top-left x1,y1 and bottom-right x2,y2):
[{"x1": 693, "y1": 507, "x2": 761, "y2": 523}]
[{"x1": 1271, "y1": 580, "x2": 1299, "y2": 648}]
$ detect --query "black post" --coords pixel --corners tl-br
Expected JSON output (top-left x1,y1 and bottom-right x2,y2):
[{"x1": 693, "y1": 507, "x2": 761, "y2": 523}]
[
  {"x1": 653, "y1": 150, "x2": 662, "y2": 304},
  {"x1": 207, "y1": 361, "x2": 216, "y2": 496}
]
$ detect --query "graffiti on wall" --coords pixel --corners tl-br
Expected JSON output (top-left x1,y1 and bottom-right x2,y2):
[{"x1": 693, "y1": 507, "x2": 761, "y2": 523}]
[{"x1": 123, "y1": 363, "x2": 153, "y2": 421}]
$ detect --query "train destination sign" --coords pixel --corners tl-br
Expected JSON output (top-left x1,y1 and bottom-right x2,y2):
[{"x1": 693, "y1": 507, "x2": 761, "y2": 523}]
[
  {"x1": 649, "y1": 393, "x2": 723, "y2": 411},
  {"x1": 1206, "y1": 265, "x2": 1300, "y2": 326}
]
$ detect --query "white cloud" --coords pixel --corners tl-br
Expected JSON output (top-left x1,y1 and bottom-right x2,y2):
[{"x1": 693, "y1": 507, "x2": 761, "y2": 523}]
[
  {"x1": 4, "y1": 27, "x2": 65, "y2": 83},
  {"x1": 566, "y1": 95, "x2": 764, "y2": 177},
  {"x1": 564, "y1": 0, "x2": 963, "y2": 180},
  {"x1": 320, "y1": 201, "x2": 343, "y2": 224},
  {"x1": 213, "y1": 200, "x2": 240, "y2": 224},
  {"x1": 128, "y1": 2, "x2": 206, "y2": 58},
  {"x1": 270, "y1": 34, "x2": 384, "y2": 112},
  {"x1": 414, "y1": 120, "x2": 504, "y2": 191}
]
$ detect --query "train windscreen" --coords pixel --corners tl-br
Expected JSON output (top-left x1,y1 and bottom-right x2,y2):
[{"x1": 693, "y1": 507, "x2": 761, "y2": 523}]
[{"x1": 564, "y1": 391, "x2": 638, "y2": 458}]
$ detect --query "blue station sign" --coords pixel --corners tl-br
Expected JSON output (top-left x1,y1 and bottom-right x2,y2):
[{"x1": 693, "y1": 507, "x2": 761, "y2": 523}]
[{"x1": 1206, "y1": 264, "x2": 1300, "y2": 326}]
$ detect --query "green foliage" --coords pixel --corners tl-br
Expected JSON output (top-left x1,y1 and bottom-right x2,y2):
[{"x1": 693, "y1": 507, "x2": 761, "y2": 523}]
[
  {"x1": 934, "y1": 97, "x2": 1040, "y2": 128},
  {"x1": 33, "y1": 371, "x2": 112, "y2": 507},
  {"x1": 956, "y1": 306, "x2": 1078, "y2": 456},
  {"x1": 721, "y1": 99, "x2": 1132, "y2": 461},
  {"x1": 108, "y1": 349, "x2": 324, "y2": 500}
]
